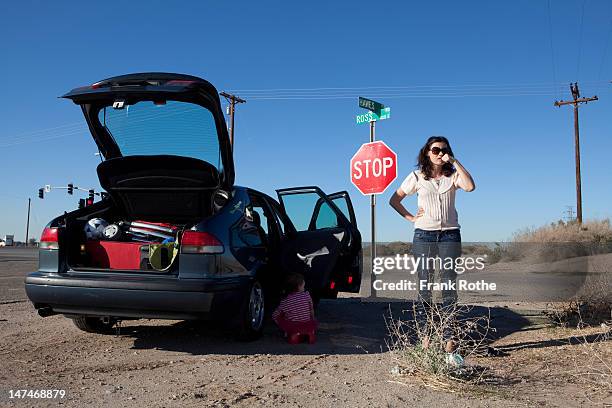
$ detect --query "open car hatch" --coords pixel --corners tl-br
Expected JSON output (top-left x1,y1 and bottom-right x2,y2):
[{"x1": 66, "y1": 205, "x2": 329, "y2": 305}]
[
  {"x1": 62, "y1": 72, "x2": 234, "y2": 189},
  {"x1": 62, "y1": 73, "x2": 234, "y2": 222}
]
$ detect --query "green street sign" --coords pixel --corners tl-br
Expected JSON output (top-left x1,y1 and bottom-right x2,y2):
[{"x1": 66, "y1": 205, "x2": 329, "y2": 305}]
[
  {"x1": 359, "y1": 97, "x2": 384, "y2": 113},
  {"x1": 355, "y1": 107, "x2": 391, "y2": 124},
  {"x1": 378, "y1": 107, "x2": 391, "y2": 120}
]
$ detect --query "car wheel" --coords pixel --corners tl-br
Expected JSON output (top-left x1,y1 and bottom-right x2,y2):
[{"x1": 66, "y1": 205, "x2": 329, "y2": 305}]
[
  {"x1": 236, "y1": 280, "x2": 265, "y2": 341},
  {"x1": 71, "y1": 316, "x2": 116, "y2": 334}
]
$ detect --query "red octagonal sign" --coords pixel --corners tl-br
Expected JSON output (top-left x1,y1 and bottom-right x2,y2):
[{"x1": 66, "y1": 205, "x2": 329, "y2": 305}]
[{"x1": 350, "y1": 141, "x2": 398, "y2": 195}]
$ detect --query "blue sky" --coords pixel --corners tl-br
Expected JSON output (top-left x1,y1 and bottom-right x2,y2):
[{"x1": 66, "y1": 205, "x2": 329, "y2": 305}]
[{"x1": 1, "y1": 0, "x2": 612, "y2": 242}]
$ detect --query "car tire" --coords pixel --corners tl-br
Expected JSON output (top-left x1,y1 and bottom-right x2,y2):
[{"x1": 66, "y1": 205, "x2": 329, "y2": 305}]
[
  {"x1": 235, "y1": 280, "x2": 265, "y2": 341},
  {"x1": 71, "y1": 316, "x2": 116, "y2": 334}
]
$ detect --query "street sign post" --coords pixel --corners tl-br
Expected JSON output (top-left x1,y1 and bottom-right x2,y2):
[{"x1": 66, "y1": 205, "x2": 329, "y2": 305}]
[{"x1": 353, "y1": 97, "x2": 394, "y2": 298}]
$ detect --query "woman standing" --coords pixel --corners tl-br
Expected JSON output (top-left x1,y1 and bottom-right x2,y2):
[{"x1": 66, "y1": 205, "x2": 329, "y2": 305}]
[{"x1": 389, "y1": 136, "x2": 475, "y2": 352}]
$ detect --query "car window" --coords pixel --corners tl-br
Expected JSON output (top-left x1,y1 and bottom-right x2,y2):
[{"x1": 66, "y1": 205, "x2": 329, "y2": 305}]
[
  {"x1": 98, "y1": 100, "x2": 223, "y2": 171},
  {"x1": 315, "y1": 202, "x2": 339, "y2": 229},
  {"x1": 330, "y1": 196, "x2": 351, "y2": 223},
  {"x1": 281, "y1": 192, "x2": 339, "y2": 232},
  {"x1": 267, "y1": 201, "x2": 288, "y2": 236},
  {"x1": 250, "y1": 206, "x2": 270, "y2": 236}
]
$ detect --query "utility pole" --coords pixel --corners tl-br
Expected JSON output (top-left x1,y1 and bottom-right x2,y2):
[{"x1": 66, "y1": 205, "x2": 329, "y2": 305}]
[
  {"x1": 554, "y1": 82, "x2": 597, "y2": 224},
  {"x1": 563, "y1": 205, "x2": 575, "y2": 223},
  {"x1": 220, "y1": 92, "x2": 246, "y2": 150},
  {"x1": 25, "y1": 198, "x2": 31, "y2": 246}
]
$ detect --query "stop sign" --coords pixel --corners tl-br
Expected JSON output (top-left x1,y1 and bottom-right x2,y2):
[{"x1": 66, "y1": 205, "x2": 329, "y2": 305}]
[{"x1": 350, "y1": 141, "x2": 398, "y2": 195}]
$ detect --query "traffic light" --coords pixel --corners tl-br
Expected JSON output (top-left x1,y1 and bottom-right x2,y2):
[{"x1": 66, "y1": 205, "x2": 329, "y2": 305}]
[
  {"x1": 38, "y1": 188, "x2": 44, "y2": 199},
  {"x1": 67, "y1": 183, "x2": 74, "y2": 195},
  {"x1": 78, "y1": 199, "x2": 85, "y2": 209},
  {"x1": 88, "y1": 189, "x2": 95, "y2": 201},
  {"x1": 86, "y1": 198, "x2": 94, "y2": 206}
]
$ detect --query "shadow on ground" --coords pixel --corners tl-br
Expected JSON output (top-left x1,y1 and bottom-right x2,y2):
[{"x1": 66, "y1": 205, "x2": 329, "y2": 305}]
[
  {"x1": 119, "y1": 298, "x2": 533, "y2": 356},
  {"x1": 497, "y1": 331, "x2": 611, "y2": 352}
]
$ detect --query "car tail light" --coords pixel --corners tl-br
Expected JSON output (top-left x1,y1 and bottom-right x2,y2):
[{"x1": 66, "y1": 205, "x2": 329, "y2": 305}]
[
  {"x1": 181, "y1": 231, "x2": 224, "y2": 254},
  {"x1": 40, "y1": 227, "x2": 59, "y2": 250}
]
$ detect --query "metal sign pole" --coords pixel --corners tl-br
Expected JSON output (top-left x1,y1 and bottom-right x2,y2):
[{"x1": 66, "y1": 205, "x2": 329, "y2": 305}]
[
  {"x1": 25, "y1": 198, "x2": 31, "y2": 247},
  {"x1": 370, "y1": 120, "x2": 376, "y2": 298}
]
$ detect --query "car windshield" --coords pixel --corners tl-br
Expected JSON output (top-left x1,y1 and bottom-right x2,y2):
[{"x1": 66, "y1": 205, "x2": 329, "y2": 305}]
[{"x1": 98, "y1": 100, "x2": 222, "y2": 170}]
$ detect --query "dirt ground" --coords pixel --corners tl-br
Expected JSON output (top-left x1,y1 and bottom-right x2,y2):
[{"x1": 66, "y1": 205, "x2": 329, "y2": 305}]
[{"x1": 1, "y1": 248, "x2": 610, "y2": 407}]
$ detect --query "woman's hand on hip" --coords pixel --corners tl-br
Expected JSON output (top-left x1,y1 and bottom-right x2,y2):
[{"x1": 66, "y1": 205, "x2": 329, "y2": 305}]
[{"x1": 407, "y1": 207, "x2": 424, "y2": 223}]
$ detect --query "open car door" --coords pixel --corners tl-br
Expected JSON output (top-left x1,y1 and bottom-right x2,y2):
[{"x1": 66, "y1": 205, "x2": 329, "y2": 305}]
[{"x1": 276, "y1": 187, "x2": 362, "y2": 298}]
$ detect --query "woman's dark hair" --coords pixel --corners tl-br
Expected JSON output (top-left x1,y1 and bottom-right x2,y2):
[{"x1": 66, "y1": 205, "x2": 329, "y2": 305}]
[
  {"x1": 284, "y1": 272, "x2": 305, "y2": 294},
  {"x1": 417, "y1": 136, "x2": 456, "y2": 180}
]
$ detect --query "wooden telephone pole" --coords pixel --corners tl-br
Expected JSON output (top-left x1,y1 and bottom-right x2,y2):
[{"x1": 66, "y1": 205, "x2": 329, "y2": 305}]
[
  {"x1": 554, "y1": 83, "x2": 597, "y2": 224},
  {"x1": 220, "y1": 92, "x2": 246, "y2": 150}
]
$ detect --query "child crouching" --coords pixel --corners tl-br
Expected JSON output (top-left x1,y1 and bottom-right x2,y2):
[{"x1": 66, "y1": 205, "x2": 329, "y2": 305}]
[{"x1": 272, "y1": 273, "x2": 318, "y2": 344}]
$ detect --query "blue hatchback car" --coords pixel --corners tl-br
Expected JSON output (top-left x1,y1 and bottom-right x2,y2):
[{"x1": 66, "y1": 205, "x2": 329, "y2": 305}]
[{"x1": 25, "y1": 73, "x2": 362, "y2": 339}]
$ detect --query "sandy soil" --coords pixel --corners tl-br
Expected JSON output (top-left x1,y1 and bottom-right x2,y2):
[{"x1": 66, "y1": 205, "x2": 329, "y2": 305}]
[{"x1": 0, "y1": 248, "x2": 610, "y2": 407}]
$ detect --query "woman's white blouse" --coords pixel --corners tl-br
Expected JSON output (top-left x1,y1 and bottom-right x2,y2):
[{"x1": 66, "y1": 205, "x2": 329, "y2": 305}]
[{"x1": 400, "y1": 170, "x2": 461, "y2": 231}]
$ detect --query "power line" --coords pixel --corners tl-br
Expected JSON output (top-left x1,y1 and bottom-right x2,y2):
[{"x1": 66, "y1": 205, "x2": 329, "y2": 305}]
[
  {"x1": 576, "y1": 0, "x2": 587, "y2": 79},
  {"x1": 228, "y1": 80, "x2": 600, "y2": 94},
  {"x1": 2, "y1": 80, "x2": 610, "y2": 148},
  {"x1": 547, "y1": 0, "x2": 560, "y2": 99},
  {"x1": 229, "y1": 81, "x2": 610, "y2": 99},
  {"x1": 596, "y1": 18, "x2": 612, "y2": 93},
  {"x1": 241, "y1": 90, "x2": 598, "y2": 100},
  {"x1": 0, "y1": 104, "x2": 202, "y2": 148}
]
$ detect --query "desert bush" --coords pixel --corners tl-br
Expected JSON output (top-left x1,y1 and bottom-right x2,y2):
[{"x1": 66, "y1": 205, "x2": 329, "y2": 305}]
[
  {"x1": 566, "y1": 328, "x2": 612, "y2": 397},
  {"x1": 545, "y1": 261, "x2": 612, "y2": 327},
  {"x1": 545, "y1": 305, "x2": 612, "y2": 399},
  {"x1": 487, "y1": 219, "x2": 612, "y2": 264},
  {"x1": 386, "y1": 303, "x2": 493, "y2": 383},
  {"x1": 513, "y1": 219, "x2": 612, "y2": 244},
  {"x1": 376, "y1": 241, "x2": 412, "y2": 256}
]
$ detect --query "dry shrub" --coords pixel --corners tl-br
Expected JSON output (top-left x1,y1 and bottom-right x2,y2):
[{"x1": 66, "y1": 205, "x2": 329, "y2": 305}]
[
  {"x1": 487, "y1": 219, "x2": 612, "y2": 264},
  {"x1": 377, "y1": 241, "x2": 412, "y2": 256},
  {"x1": 565, "y1": 328, "x2": 612, "y2": 399},
  {"x1": 513, "y1": 219, "x2": 612, "y2": 244},
  {"x1": 543, "y1": 260, "x2": 612, "y2": 400},
  {"x1": 386, "y1": 303, "x2": 496, "y2": 386},
  {"x1": 546, "y1": 260, "x2": 612, "y2": 327},
  {"x1": 546, "y1": 305, "x2": 612, "y2": 400}
]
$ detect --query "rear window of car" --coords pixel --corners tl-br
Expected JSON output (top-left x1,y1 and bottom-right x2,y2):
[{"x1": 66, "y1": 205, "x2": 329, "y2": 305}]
[{"x1": 98, "y1": 100, "x2": 222, "y2": 170}]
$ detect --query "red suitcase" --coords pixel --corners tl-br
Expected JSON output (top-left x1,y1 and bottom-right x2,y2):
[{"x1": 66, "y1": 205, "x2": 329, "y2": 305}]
[{"x1": 85, "y1": 241, "x2": 148, "y2": 270}]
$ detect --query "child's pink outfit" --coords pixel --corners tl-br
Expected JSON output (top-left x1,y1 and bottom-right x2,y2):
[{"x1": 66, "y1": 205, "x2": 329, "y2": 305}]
[{"x1": 272, "y1": 291, "x2": 318, "y2": 344}]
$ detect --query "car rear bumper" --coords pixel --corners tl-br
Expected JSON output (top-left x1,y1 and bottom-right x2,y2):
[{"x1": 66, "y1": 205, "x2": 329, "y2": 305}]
[{"x1": 25, "y1": 271, "x2": 251, "y2": 320}]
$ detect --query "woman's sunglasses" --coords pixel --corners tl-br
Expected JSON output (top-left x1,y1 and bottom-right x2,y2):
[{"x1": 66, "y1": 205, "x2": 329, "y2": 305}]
[{"x1": 430, "y1": 146, "x2": 450, "y2": 155}]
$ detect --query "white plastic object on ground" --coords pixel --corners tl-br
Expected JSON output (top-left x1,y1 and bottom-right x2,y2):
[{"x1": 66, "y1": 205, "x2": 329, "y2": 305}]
[{"x1": 445, "y1": 353, "x2": 464, "y2": 368}]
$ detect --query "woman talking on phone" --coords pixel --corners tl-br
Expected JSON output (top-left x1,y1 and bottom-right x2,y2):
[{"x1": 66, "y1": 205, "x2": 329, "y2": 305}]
[{"x1": 389, "y1": 136, "x2": 475, "y2": 353}]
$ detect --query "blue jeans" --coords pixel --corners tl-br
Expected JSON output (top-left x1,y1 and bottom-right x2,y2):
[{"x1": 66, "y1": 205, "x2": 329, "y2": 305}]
[{"x1": 412, "y1": 228, "x2": 462, "y2": 341}]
